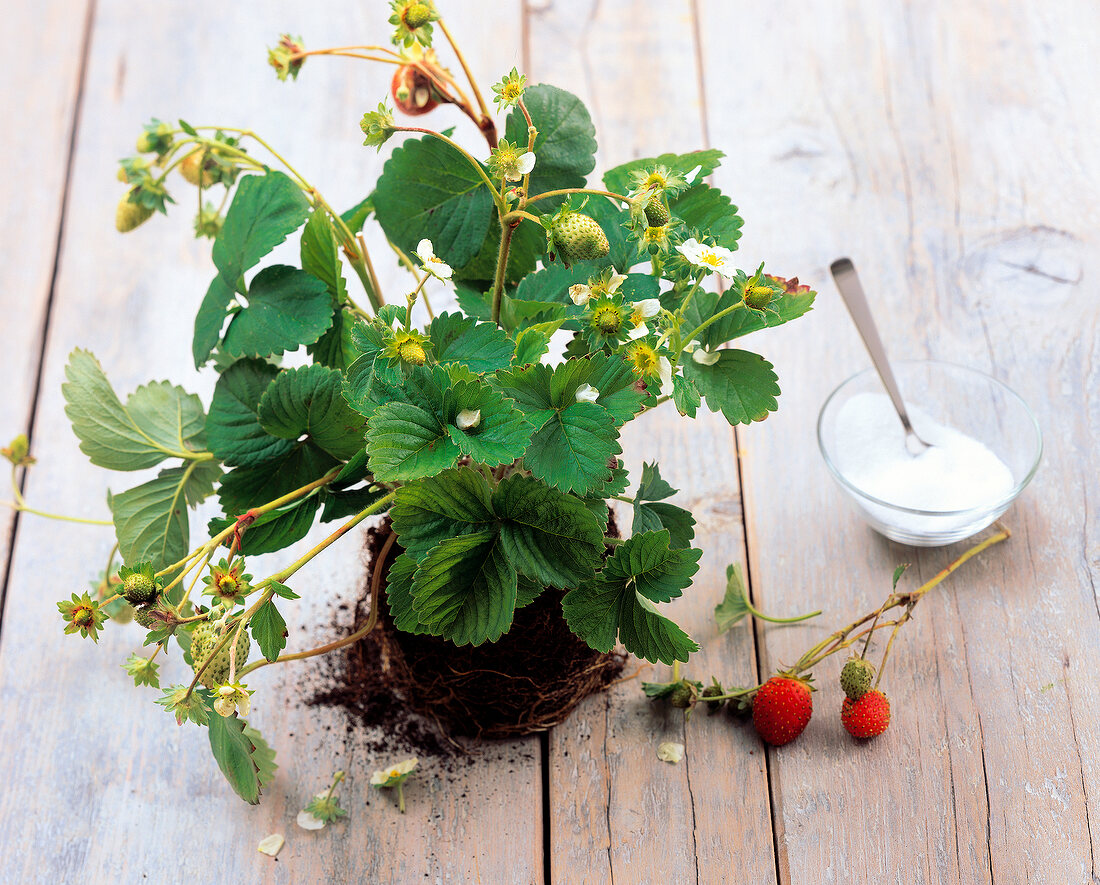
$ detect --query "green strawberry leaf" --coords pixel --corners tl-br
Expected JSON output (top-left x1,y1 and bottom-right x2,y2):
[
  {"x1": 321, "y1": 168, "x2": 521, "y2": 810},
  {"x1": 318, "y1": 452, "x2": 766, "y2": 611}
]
[
  {"x1": 600, "y1": 530, "x2": 701, "y2": 604},
  {"x1": 672, "y1": 183, "x2": 743, "y2": 251},
  {"x1": 410, "y1": 531, "x2": 518, "y2": 646},
  {"x1": 390, "y1": 467, "x2": 497, "y2": 559},
  {"x1": 221, "y1": 265, "x2": 333, "y2": 359},
  {"x1": 63, "y1": 350, "x2": 206, "y2": 471},
  {"x1": 385, "y1": 552, "x2": 432, "y2": 635},
  {"x1": 250, "y1": 599, "x2": 288, "y2": 662},
  {"x1": 561, "y1": 531, "x2": 701, "y2": 662},
  {"x1": 443, "y1": 381, "x2": 533, "y2": 467},
  {"x1": 217, "y1": 442, "x2": 337, "y2": 516},
  {"x1": 512, "y1": 320, "x2": 563, "y2": 367},
  {"x1": 714, "y1": 562, "x2": 752, "y2": 633},
  {"x1": 241, "y1": 722, "x2": 278, "y2": 788},
  {"x1": 524, "y1": 401, "x2": 621, "y2": 495},
  {"x1": 429, "y1": 312, "x2": 515, "y2": 373},
  {"x1": 208, "y1": 495, "x2": 320, "y2": 556},
  {"x1": 602, "y1": 149, "x2": 726, "y2": 196},
  {"x1": 692, "y1": 285, "x2": 817, "y2": 348},
  {"x1": 205, "y1": 358, "x2": 292, "y2": 468},
  {"x1": 203, "y1": 691, "x2": 263, "y2": 804},
  {"x1": 300, "y1": 209, "x2": 347, "y2": 304},
  {"x1": 492, "y1": 362, "x2": 555, "y2": 427},
  {"x1": 504, "y1": 84, "x2": 596, "y2": 210},
  {"x1": 365, "y1": 401, "x2": 459, "y2": 481},
  {"x1": 452, "y1": 210, "x2": 544, "y2": 288},
  {"x1": 492, "y1": 474, "x2": 604, "y2": 588},
  {"x1": 257, "y1": 365, "x2": 366, "y2": 461},
  {"x1": 372, "y1": 135, "x2": 494, "y2": 271},
  {"x1": 671, "y1": 373, "x2": 700, "y2": 418},
  {"x1": 111, "y1": 461, "x2": 221, "y2": 572},
  {"x1": 631, "y1": 462, "x2": 696, "y2": 549},
  {"x1": 684, "y1": 349, "x2": 780, "y2": 426},
  {"x1": 319, "y1": 485, "x2": 389, "y2": 523},
  {"x1": 194, "y1": 171, "x2": 311, "y2": 366},
  {"x1": 342, "y1": 334, "x2": 404, "y2": 419}
]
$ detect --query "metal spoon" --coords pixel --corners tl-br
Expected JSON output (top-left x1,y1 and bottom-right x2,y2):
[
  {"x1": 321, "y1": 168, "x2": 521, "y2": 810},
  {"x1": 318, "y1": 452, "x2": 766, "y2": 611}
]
[{"x1": 830, "y1": 258, "x2": 932, "y2": 455}]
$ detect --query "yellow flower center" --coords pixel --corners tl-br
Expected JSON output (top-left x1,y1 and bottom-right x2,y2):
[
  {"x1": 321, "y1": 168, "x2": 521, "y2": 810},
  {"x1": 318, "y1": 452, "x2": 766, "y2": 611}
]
[
  {"x1": 592, "y1": 305, "x2": 622, "y2": 334},
  {"x1": 502, "y1": 82, "x2": 523, "y2": 102},
  {"x1": 627, "y1": 343, "x2": 659, "y2": 377},
  {"x1": 699, "y1": 251, "x2": 722, "y2": 268},
  {"x1": 642, "y1": 171, "x2": 668, "y2": 190}
]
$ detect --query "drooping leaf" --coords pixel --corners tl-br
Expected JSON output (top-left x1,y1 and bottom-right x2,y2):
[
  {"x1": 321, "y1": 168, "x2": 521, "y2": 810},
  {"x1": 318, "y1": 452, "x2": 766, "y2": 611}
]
[
  {"x1": 671, "y1": 373, "x2": 700, "y2": 418},
  {"x1": 684, "y1": 349, "x2": 780, "y2": 426},
  {"x1": 111, "y1": 461, "x2": 220, "y2": 572},
  {"x1": 204, "y1": 692, "x2": 262, "y2": 804},
  {"x1": 63, "y1": 350, "x2": 205, "y2": 471},
  {"x1": 205, "y1": 358, "x2": 292, "y2": 468},
  {"x1": 257, "y1": 365, "x2": 366, "y2": 461},
  {"x1": 300, "y1": 209, "x2": 347, "y2": 304},
  {"x1": 390, "y1": 467, "x2": 496, "y2": 559},
  {"x1": 504, "y1": 84, "x2": 596, "y2": 209},
  {"x1": 241, "y1": 722, "x2": 278, "y2": 787},
  {"x1": 410, "y1": 531, "x2": 518, "y2": 646},
  {"x1": 714, "y1": 562, "x2": 752, "y2": 633},
  {"x1": 193, "y1": 172, "x2": 311, "y2": 366},
  {"x1": 221, "y1": 265, "x2": 333, "y2": 359},
  {"x1": 372, "y1": 135, "x2": 494, "y2": 271},
  {"x1": 250, "y1": 599, "x2": 288, "y2": 662},
  {"x1": 429, "y1": 312, "x2": 515, "y2": 373},
  {"x1": 493, "y1": 474, "x2": 604, "y2": 588}
]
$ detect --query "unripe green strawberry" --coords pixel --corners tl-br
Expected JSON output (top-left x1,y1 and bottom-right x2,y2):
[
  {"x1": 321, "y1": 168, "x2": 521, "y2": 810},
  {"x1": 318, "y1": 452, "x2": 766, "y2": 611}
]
[
  {"x1": 136, "y1": 132, "x2": 156, "y2": 153},
  {"x1": 551, "y1": 213, "x2": 609, "y2": 266},
  {"x1": 744, "y1": 283, "x2": 775, "y2": 311},
  {"x1": 839, "y1": 658, "x2": 875, "y2": 700},
  {"x1": 133, "y1": 605, "x2": 159, "y2": 629},
  {"x1": 116, "y1": 196, "x2": 154, "y2": 233},
  {"x1": 190, "y1": 622, "x2": 250, "y2": 689},
  {"x1": 404, "y1": 2, "x2": 432, "y2": 28},
  {"x1": 397, "y1": 339, "x2": 427, "y2": 365},
  {"x1": 122, "y1": 572, "x2": 158, "y2": 605},
  {"x1": 841, "y1": 689, "x2": 891, "y2": 739},
  {"x1": 701, "y1": 683, "x2": 725, "y2": 712},
  {"x1": 179, "y1": 151, "x2": 216, "y2": 187},
  {"x1": 644, "y1": 197, "x2": 670, "y2": 227},
  {"x1": 668, "y1": 679, "x2": 698, "y2": 709}
]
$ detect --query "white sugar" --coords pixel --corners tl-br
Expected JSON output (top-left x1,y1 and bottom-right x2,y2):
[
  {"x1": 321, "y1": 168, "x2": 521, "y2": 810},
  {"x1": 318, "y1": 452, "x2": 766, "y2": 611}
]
[{"x1": 832, "y1": 393, "x2": 1014, "y2": 514}]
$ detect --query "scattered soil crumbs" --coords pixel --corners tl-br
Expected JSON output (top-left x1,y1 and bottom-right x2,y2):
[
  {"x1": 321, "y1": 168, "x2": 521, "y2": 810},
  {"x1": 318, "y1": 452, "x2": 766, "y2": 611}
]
[{"x1": 306, "y1": 518, "x2": 625, "y2": 759}]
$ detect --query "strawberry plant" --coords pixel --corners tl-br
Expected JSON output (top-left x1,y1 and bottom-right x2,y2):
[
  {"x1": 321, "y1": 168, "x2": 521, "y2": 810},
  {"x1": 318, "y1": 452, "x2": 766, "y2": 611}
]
[{"x1": 8, "y1": 1, "x2": 822, "y2": 805}]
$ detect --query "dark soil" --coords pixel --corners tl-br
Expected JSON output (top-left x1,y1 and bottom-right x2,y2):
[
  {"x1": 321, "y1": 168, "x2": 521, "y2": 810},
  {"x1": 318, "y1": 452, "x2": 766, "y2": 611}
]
[{"x1": 307, "y1": 516, "x2": 625, "y2": 752}]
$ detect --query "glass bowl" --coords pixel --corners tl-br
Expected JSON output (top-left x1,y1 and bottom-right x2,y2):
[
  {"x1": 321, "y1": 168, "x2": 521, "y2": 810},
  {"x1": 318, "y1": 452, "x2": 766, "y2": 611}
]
[{"x1": 817, "y1": 360, "x2": 1042, "y2": 547}]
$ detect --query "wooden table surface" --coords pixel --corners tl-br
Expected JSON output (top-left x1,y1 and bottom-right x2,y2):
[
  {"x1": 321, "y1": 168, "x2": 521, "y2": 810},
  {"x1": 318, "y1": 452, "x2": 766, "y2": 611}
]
[{"x1": 2, "y1": 2, "x2": 1097, "y2": 883}]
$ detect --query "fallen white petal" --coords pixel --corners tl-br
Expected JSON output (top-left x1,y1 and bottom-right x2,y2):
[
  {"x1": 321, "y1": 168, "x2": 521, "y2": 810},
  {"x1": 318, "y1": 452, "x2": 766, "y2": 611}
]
[
  {"x1": 575, "y1": 383, "x2": 599, "y2": 404},
  {"x1": 257, "y1": 833, "x2": 285, "y2": 857},
  {"x1": 296, "y1": 810, "x2": 326, "y2": 831},
  {"x1": 657, "y1": 741, "x2": 685, "y2": 763}
]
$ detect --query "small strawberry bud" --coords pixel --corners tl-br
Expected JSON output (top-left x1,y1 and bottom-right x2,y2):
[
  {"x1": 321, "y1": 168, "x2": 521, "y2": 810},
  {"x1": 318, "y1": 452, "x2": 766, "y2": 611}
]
[
  {"x1": 744, "y1": 284, "x2": 775, "y2": 311},
  {"x1": 701, "y1": 683, "x2": 725, "y2": 712},
  {"x1": 668, "y1": 679, "x2": 698, "y2": 709}
]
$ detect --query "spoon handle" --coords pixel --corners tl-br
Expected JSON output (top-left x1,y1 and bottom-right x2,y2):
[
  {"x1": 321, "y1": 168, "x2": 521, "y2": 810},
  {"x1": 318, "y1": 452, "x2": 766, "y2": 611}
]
[{"x1": 829, "y1": 258, "x2": 921, "y2": 439}]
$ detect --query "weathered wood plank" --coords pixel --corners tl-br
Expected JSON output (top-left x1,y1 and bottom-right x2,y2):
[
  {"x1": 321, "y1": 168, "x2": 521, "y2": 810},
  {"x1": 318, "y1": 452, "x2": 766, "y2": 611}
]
[
  {"x1": 535, "y1": 3, "x2": 777, "y2": 882},
  {"x1": 702, "y1": 1, "x2": 1100, "y2": 882},
  {"x1": 0, "y1": 3, "x2": 541, "y2": 883},
  {"x1": 0, "y1": 0, "x2": 92, "y2": 605}
]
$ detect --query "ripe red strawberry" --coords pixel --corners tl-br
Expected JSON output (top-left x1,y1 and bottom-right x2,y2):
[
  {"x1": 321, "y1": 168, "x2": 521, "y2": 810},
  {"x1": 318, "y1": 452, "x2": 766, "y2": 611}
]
[
  {"x1": 841, "y1": 689, "x2": 891, "y2": 738},
  {"x1": 752, "y1": 674, "x2": 813, "y2": 746}
]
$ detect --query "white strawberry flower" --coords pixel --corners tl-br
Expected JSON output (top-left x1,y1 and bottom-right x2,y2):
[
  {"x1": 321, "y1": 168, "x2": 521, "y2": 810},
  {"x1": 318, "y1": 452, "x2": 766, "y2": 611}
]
[
  {"x1": 658, "y1": 356, "x2": 673, "y2": 396},
  {"x1": 456, "y1": 409, "x2": 481, "y2": 430},
  {"x1": 569, "y1": 283, "x2": 592, "y2": 306},
  {"x1": 416, "y1": 239, "x2": 453, "y2": 280},
  {"x1": 507, "y1": 151, "x2": 536, "y2": 181},
  {"x1": 607, "y1": 272, "x2": 627, "y2": 293},
  {"x1": 676, "y1": 237, "x2": 737, "y2": 279},
  {"x1": 575, "y1": 383, "x2": 599, "y2": 403},
  {"x1": 213, "y1": 683, "x2": 251, "y2": 718},
  {"x1": 296, "y1": 805, "x2": 327, "y2": 830},
  {"x1": 691, "y1": 347, "x2": 720, "y2": 366},
  {"x1": 628, "y1": 298, "x2": 661, "y2": 340}
]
